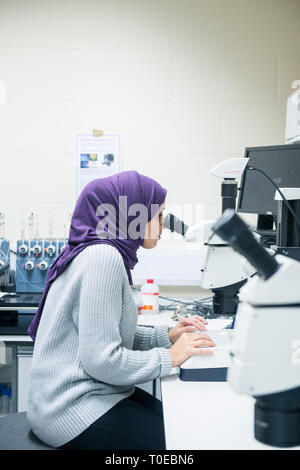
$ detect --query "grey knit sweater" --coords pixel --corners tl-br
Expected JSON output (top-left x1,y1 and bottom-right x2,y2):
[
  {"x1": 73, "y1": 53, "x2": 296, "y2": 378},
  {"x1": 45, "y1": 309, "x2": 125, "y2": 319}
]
[{"x1": 27, "y1": 244, "x2": 173, "y2": 448}]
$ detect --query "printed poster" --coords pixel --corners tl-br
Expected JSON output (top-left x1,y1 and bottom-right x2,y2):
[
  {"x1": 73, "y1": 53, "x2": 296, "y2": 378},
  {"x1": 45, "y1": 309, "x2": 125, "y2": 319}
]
[{"x1": 75, "y1": 133, "x2": 121, "y2": 197}]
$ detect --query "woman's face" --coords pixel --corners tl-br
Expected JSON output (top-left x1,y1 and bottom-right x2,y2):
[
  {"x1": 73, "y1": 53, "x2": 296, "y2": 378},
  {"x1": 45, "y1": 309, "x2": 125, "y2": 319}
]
[{"x1": 142, "y1": 200, "x2": 166, "y2": 249}]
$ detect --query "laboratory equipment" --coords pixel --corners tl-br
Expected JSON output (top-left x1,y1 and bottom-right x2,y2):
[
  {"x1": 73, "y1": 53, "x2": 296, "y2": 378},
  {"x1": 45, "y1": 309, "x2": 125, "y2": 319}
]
[
  {"x1": 163, "y1": 213, "x2": 188, "y2": 236},
  {"x1": 185, "y1": 158, "x2": 256, "y2": 317},
  {"x1": 210, "y1": 157, "x2": 249, "y2": 213},
  {"x1": 0, "y1": 383, "x2": 12, "y2": 415},
  {"x1": 16, "y1": 211, "x2": 70, "y2": 293},
  {"x1": 212, "y1": 209, "x2": 300, "y2": 448},
  {"x1": 238, "y1": 144, "x2": 300, "y2": 219},
  {"x1": 179, "y1": 329, "x2": 233, "y2": 381},
  {"x1": 162, "y1": 159, "x2": 256, "y2": 318},
  {"x1": 189, "y1": 148, "x2": 300, "y2": 316},
  {"x1": 237, "y1": 144, "x2": 300, "y2": 260},
  {"x1": 275, "y1": 188, "x2": 300, "y2": 260},
  {"x1": 0, "y1": 212, "x2": 11, "y2": 289}
]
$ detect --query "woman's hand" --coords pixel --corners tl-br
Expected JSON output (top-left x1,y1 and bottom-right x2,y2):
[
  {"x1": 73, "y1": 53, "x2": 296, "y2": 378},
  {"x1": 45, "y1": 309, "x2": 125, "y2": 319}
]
[
  {"x1": 168, "y1": 315, "x2": 208, "y2": 344},
  {"x1": 169, "y1": 332, "x2": 216, "y2": 367}
]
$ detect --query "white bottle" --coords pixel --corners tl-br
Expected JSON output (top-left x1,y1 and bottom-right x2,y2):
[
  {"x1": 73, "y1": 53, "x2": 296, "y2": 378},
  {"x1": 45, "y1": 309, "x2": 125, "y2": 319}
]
[{"x1": 141, "y1": 279, "x2": 159, "y2": 314}]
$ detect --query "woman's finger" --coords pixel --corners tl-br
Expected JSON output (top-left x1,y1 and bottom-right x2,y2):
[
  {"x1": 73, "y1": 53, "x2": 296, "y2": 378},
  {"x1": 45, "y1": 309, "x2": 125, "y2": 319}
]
[
  {"x1": 195, "y1": 348, "x2": 214, "y2": 355},
  {"x1": 175, "y1": 318, "x2": 188, "y2": 328},
  {"x1": 197, "y1": 341, "x2": 216, "y2": 347},
  {"x1": 192, "y1": 314, "x2": 208, "y2": 324},
  {"x1": 178, "y1": 317, "x2": 194, "y2": 325},
  {"x1": 179, "y1": 317, "x2": 206, "y2": 330},
  {"x1": 190, "y1": 318, "x2": 207, "y2": 330},
  {"x1": 180, "y1": 326, "x2": 195, "y2": 333},
  {"x1": 191, "y1": 333, "x2": 213, "y2": 341},
  {"x1": 193, "y1": 313, "x2": 206, "y2": 321},
  {"x1": 195, "y1": 339, "x2": 216, "y2": 347}
]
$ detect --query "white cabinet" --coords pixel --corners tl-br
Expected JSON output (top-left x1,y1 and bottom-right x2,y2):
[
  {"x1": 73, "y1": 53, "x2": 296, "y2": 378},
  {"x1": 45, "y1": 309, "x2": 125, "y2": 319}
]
[{"x1": 17, "y1": 347, "x2": 33, "y2": 412}]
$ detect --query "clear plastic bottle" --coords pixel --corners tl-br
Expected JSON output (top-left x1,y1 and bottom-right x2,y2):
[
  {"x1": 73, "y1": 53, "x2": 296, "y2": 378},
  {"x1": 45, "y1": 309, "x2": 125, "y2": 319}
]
[
  {"x1": 8, "y1": 387, "x2": 12, "y2": 414},
  {"x1": 2, "y1": 386, "x2": 10, "y2": 415},
  {"x1": 141, "y1": 279, "x2": 160, "y2": 314}
]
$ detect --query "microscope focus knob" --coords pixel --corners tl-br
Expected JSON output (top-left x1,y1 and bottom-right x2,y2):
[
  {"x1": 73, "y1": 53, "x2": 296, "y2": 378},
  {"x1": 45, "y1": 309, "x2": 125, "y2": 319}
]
[
  {"x1": 38, "y1": 260, "x2": 48, "y2": 270},
  {"x1": 19, "y1": 244, "x2": 28, "y2": 255},
  {"x1": 24, "y1": 260, "x2": 34, "y2": 270}
]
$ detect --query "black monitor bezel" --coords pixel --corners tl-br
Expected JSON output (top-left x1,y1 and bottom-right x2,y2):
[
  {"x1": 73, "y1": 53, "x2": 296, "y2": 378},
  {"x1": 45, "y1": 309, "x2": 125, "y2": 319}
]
[{"x1": 237, "y1": 143, "x2": 300, "y2": 216}]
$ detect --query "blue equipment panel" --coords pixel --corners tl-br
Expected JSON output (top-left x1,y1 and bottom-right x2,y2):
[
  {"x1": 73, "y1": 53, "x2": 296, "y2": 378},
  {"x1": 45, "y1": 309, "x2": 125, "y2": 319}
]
[
  {"x1": 0, "y1": 239, "x2": 10, "y2": 286},
  {"x1": 0, "y1": 239, "x2": 10, "y2": 266},
  {"x1": 16, "y1": 239, "x2": 67, "y2": 293}
]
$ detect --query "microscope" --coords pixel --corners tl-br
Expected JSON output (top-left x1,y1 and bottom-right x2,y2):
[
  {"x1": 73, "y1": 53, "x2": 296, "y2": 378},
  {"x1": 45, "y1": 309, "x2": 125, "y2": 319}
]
[
  {"x1": 212, "y1": 209, "x2": 300, "y2": 448},
  {"x1": 164, "y1": 157, "x2": 256, "y2": 318}
]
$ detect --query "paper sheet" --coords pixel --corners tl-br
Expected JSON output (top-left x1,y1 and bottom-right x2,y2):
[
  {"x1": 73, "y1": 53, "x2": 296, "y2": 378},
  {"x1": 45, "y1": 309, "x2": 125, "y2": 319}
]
[{"x1": 75, "y1": 133, "x2": 120, "y2": 197}]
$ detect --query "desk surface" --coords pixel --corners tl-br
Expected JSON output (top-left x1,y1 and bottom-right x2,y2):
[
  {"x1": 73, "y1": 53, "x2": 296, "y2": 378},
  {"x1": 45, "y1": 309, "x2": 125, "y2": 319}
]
[
  {"x1": 0, "y1": 335, "x2": 32, "y2": 343},
  {"x1": 0, "y1": 292, "x2": 42, "y2": 308},
  {"x1": 138, "y1": 312, "x2": 300, "y2": 450},
  {"x1": 160, "y1": 375, "x2": 300, "y2": 450}
]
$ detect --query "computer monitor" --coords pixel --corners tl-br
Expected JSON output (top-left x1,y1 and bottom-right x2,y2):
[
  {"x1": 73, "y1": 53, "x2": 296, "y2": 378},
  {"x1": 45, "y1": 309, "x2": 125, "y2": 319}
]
[{"x1": 237, "y1": 144, "x2": 300, "y2": 216}]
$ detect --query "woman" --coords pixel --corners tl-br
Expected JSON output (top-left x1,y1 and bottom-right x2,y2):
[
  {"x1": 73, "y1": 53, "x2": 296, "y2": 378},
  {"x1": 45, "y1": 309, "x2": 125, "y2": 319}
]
[{"x1": 27, "y1": 170, "x2": 215, "y2": 450}]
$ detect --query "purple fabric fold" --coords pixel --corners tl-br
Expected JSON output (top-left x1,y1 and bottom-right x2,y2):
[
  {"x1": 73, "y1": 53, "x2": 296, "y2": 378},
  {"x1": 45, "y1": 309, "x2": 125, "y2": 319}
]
[{"x1": 28, "y1": 170, "x2": 167, "y2": 341}]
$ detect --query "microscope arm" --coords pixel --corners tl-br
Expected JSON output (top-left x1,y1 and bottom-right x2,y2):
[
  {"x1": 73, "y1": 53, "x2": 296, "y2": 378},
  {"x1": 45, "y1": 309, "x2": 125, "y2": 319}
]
[{"x1": 183, "y1": 219, "x2": 257, "y2": 289}]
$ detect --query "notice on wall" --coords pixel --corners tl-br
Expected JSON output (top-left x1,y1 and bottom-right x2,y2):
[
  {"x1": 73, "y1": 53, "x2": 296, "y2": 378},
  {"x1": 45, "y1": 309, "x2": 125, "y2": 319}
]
[{"x1": 75, "y1": 133, "x2": 121, "y2": 198}]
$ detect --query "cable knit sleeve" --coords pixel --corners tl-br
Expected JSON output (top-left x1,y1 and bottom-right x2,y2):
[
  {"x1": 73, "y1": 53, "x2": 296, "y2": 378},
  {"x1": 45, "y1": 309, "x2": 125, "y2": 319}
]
[
  {"x1": 133, "y1": 324, "x2": 173, "y2": 350},
  {"x1": 78, "y1": 244, "x2": 173, "y2": 386}
]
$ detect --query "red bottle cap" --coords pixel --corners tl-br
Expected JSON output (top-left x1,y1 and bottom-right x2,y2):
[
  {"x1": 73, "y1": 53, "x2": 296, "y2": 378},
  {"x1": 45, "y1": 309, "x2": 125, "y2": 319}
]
[{"x1": 147, "y1": 279, "x2": 153, "y2": 283}]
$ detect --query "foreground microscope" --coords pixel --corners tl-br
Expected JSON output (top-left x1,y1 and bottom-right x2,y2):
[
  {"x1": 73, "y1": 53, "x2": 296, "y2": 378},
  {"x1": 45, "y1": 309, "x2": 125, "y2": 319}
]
[{"x1": 212, "y1": 209, "x2": 300, "y2": 448}]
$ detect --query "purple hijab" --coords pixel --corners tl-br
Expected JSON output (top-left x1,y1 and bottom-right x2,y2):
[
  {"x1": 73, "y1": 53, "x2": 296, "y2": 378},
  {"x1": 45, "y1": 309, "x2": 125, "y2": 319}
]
[{"x1": 28, "y1": 170, "x2": 167, "y2": 341}]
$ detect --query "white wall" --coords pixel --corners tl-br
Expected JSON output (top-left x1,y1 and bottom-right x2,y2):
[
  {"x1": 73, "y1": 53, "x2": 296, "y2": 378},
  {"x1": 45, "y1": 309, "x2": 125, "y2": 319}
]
[{"x1": 0, "y1": 0, "x2": 300, "y2": 290}]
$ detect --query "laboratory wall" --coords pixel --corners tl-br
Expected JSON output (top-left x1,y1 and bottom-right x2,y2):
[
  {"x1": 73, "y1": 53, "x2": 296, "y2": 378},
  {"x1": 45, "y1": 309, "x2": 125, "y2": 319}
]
[{"x1": 0, "y1": 0, "x2": 300, "y2": 294}]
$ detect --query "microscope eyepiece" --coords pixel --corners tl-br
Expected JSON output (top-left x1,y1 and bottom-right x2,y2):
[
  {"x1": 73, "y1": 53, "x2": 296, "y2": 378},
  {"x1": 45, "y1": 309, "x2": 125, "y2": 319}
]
[{"x1": 163, "y1": 213, "x2": 189, "y2": 237}]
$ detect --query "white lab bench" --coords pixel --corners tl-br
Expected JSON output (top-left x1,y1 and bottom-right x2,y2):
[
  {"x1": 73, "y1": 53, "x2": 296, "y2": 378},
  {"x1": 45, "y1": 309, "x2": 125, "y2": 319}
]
[
  {"x1": 139, "y1": 312, "x2": 300, "y2": 451},
  {"x1": 160, "y1": 376, "x2": 297, "y2": 450}
]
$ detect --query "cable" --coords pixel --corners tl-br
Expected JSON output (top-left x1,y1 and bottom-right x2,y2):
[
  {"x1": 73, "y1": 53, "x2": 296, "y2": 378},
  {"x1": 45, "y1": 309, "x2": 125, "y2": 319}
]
[
  {"x1": 247, "y1": 166, "x2": 300, "y2": 231},
  {"x1": 158, "y1": 294, "x2": 203, "y2": 306},
  {"x1": 131, "y1": 286, "x2": 214, "y2": 318}
]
